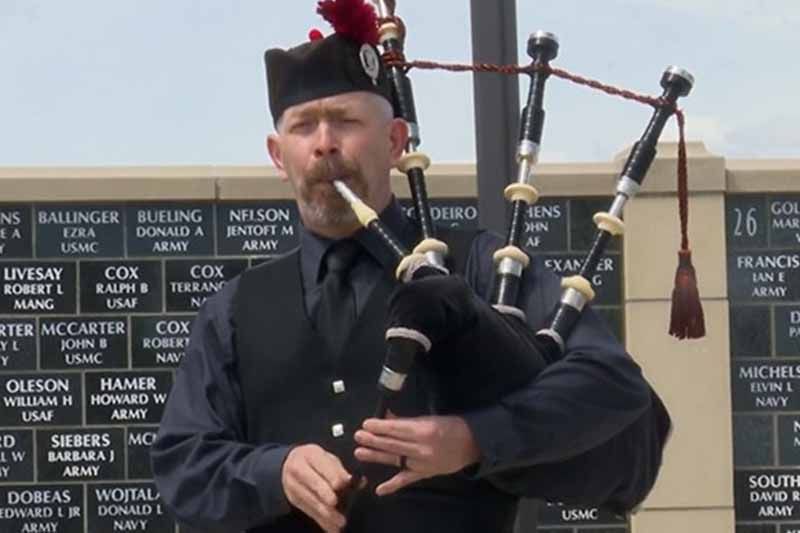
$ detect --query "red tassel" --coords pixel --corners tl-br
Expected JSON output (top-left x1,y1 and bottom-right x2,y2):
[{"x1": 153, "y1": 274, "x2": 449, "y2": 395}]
[
  {"x1": 308, "y1": 29, "x2": 324, "y2": 41},
  {"x1": 668, "y1": 250, "x2": 706, "y2": 339},
  {"x1": 316, "y1": 0, "x2": 379, "y2": 45}
]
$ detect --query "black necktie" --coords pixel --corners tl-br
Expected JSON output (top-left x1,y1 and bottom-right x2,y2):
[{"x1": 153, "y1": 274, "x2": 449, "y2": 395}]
[{"x1": 315, "y1": 239, "x2": 361, "y2": 354}]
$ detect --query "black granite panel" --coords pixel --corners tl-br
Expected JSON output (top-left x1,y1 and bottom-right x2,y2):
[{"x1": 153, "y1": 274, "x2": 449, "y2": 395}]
[
  {"x1": 132, "y1": 316, "x2": 193, "y2": 368},
  {"x1": 779, "y1": 415, "x2": 800, "y2": 465},
  {"x1": 727, "y1": 195, "x2": 769, "y2": 250},
  {"x1": 733, "y1": 414, "x2": 774, "y2": 466},
  {"x1": 769, "y1": 196, "x2": 800, "y2": 248},
  {"x1": 217, "y1": 201, "x2": 300, "y2": 255},
  {"x1": 0, "y1": 374, "x2": 82, "y2": 426},
  {"x1": 127, "y1": 203, "x2": 213, "y2": 256},
  {"x1": 0, "y1": 485, "x2": 84, "y2": 533},
  {"x1": 0, "y1": 262, "x2": 77, "y2": 314},
  {"x1": 727, "y1": 251, "x2": 800, "y2": 302},
  {"x1": 735, "y1": 469, "x2": 800, "y2": 521},
  {"x1": 400, "y1": 198, "x2": 480, "y2": 231},
  {"x1": 87, "y1": 482, "x2": 174, "y2": 533},
  {"x1": 80, "y1": 261, "x2": 162, "y2": 313},
  {"x1": 595, "y1": 307, "x2": 624, "y2": 341},
  {"x1": 127, "y1": 427, "x2": 158, "y2": 479},
  {"x1": 40, "y1": 317, "x2": 128, "y2": 369},
  {"x1": 775, "y1": 305, "x2": 800, "y2": 357},
  {"x1": 0, "y1": 206, "x2": 33, "y2": 258},
  {"x1": 0, "y1": 430, "x2": 34, "y2": 482},
  {"x1": 732, "y1": 360, "x2": 800, "y2": 412},
  {"x1": 85, "y1": 371, "x2": 173, "y2": 425},
  {"x1": 780, "y1": 525, "x2": 800, "y2": 533},
  {"x1": 570, "y1": 197, "x2": 620, "y2": 252},
  {"x1": 516, "y1": 198, "x2": 568, "y2": 252},
  {"x1": 730, "y1": 305, "x2": 772, "y2": 358},
  {"x1": 738, "y1": 526, "x2": 777, "y2": 533},
  {"x1": 35, "y1": 205, "x2": 124, "y2": 258},
  {"x1": 539, "y1": 253, "x2": 622, "y2": 306},
  {"x1": 164, "y1": 259, "x2": 247, "y2": 312},
  {"x1": 538, "y1": 502, "x2": 626, "y2": 526},
  {"x1": 38, "y1": 428, "x2": 124, "y2": 482},
  {"x1": 0, "y1": 319, "x2": 37, "y2": 371}
]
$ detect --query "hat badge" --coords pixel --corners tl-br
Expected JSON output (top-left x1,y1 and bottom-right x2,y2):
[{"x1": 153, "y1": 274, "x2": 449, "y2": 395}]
[{"x1": 359, "y1": 44, "x2": 380, "y2": 86}]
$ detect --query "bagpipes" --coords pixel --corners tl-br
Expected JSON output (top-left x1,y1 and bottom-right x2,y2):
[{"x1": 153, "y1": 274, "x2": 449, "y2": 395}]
[{"x1": 321, "y1": 0, "x2": 704, "y2": 514}]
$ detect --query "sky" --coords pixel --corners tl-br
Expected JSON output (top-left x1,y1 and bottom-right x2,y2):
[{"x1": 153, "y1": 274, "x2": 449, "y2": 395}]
[{"x1": 0, "y1": 0, "x2": 798, "y2": 166}]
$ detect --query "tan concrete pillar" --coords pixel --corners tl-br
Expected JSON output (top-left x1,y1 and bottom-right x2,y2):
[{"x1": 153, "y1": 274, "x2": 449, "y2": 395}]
[{"x1": 623, "y1": 142, "x2": 734, "y2": 532}]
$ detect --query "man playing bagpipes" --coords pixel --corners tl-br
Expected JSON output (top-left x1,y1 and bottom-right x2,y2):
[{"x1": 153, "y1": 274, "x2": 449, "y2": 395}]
[{"x1": 151, "y1": 1, "x2": 677, "y2": 531}]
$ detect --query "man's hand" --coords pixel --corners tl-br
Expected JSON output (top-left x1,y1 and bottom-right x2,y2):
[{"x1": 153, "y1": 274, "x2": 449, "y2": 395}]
[
  {"x1": 354, "y1": 414, "x2": 481, "y2": 496},
  {"x1": 281, "y1": 444, "x2": 351, "y2": 532}
]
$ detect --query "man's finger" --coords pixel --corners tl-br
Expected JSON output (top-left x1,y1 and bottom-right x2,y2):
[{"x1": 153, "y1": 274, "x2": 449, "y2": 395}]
[
  {"x1": 375, "y1": 469, "x2": 427, "y2": 497},
  {"x1": 354, "y1": 429, "x2": 419, "y2": 457},
  {"x1": 309, "y1": 451, "x2": 352, "y2": 492},
  {"x1": 286, "y1": 476, "x2": 346, "y2": 532},
  {"x1": 362, "y1": 417, "x2": 420, "y2": 439},
  {"x1": 354, "y1": 446, "x2": 406, "y2": 467}
]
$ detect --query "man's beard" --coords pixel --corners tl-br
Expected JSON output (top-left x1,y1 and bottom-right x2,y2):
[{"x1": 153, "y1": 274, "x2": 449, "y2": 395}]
[{"x1": 298, "y1": 157, "x2": 367, "y2": 229}]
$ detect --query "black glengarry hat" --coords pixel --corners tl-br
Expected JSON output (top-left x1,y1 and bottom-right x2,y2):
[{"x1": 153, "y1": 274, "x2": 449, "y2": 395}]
[{"x1": 264, "y1": 0, "x2": 393, "y2": 124}]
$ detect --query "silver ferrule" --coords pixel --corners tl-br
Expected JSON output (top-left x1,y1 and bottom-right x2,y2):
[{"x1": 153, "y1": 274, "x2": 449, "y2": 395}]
[
  {"x1": 608, "y1": 194, "x2": 628, "y2": 219},
  {"x1": 406, "y1": 123, "x2": 421, "y2": 148},
  {"x1": 498, "y1": 256, "x2": 524, "y2": 277},
  {"x1": 616, "y1": 176, "x2": 640, "y2": 198},
  {"x1": 379, "y1": 366, "x2": 407, "y2": 392},
  {"x1": 535, "y1": 328, "x2": 565, "y2": 354},
  {"x1": 561, "y1": 287, "x2": 588, "y2": 311},
  {"x1": 425, "y1": 250, "x2": 446, "y2": 269},
  {"x1": 517, "y1": 140, "x2": 539, "y2": 163},
  {"x1": 372, "y1": 0, "x2": 393, "y2": 18}
]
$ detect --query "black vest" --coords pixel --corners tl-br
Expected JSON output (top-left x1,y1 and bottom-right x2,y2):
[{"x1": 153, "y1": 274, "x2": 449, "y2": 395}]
[{"x1": 233, "y1": 228, "x2": 518, "y2": 533}]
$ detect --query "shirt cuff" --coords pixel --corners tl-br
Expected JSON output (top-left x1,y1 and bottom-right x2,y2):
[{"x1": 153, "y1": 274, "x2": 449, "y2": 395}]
[
  {"x1": 461, "y1": 404, "x2": 519, "y2": 478},
  {"x1": 254, "y1": 445, "x2": 293, "y2": 517}
]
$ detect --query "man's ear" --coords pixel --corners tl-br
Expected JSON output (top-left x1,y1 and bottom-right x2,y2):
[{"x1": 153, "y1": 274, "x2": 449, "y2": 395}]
[
  {"x1": 266, "y1": 134, "x2": 288, "y2": 181},
  {"x1": 388, "y1": 118, "x2": 409, "y2": 165}
]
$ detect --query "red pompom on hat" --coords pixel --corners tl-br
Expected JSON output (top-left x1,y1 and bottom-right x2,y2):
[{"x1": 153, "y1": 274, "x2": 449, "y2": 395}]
[{"x1": 317, "y1": 0, "x2": 379, "y2": 45}]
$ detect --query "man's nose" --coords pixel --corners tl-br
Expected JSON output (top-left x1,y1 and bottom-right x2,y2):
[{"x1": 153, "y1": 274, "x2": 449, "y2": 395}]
[{"x1": 313, "y1": 121, "x2": 340, "y2": 157}]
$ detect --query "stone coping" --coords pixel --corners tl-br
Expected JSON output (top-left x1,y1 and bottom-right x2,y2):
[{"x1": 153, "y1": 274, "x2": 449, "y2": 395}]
[{"x1": 0, "y1": 143, "x2": 796, "y2": 201}]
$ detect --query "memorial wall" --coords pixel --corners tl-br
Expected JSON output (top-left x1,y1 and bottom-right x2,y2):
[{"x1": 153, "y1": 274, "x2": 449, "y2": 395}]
[{"x1": 0, "y1": 144, "x2": 794, "y2": 533}]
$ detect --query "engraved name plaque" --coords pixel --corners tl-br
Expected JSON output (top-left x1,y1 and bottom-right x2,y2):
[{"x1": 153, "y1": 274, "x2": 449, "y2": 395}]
[
  {"x1": 0, "y1": 206, "x2": 32, "y2": 259},
  {"x1": 85, "y1": 372, "x2": 173, "y2": 425},
  {"x1": 0, "y1": 430, "x2": 34, "y2": 482},
  {"x1": 87, "y1": 482, "x2": 173, "y2": 533},
  {"x1": 0, "y1": 485, "x2": 83, "y2": 533},
  {"x1": 80, "y1": 261, "x2": 162, "y2": 313},
  {"x1": 0, "y1": 262, "x2": 77, "y2": 314},
  {"x1": 0, "y1": 319, "x2": 37, "y2": 371},
  {"x1": 132, "y1": 316, "x2": 193, "y2": 368},
  {"x1": 127, "y1": 204, "x2": 213, "y2": 257},
  {"x1": 217, "y1": 202, "x2": 300, "y2": 256},
  {"x1": 40, "y1": 317, "x2": 128, "y2": 369},
  {"x1": 37, "y1": 428, "x2": 124, "y2": 482},
  {"x1": 0, "y1": 374, "x2": 82, "y2": 426}
]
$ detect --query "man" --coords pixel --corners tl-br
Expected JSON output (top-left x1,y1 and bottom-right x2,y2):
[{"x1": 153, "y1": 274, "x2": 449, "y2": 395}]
[{"x1": 151, "y1": 10, "x2": 661, "y2": 533}]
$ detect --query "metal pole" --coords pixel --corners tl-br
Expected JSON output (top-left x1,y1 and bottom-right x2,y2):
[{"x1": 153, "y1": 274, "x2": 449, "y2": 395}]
[
  {"x1": 470, "y1": 2, "x2": 540, "y2": 531},
  {"x1": 470, "y1": 0, "x2": 520, "y2": 234}
]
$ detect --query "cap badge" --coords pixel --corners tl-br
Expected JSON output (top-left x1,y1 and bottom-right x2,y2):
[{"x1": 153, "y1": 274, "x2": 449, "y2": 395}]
[{"x1": 359, "y1": 44, "x2": 380, "y2": 86}]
